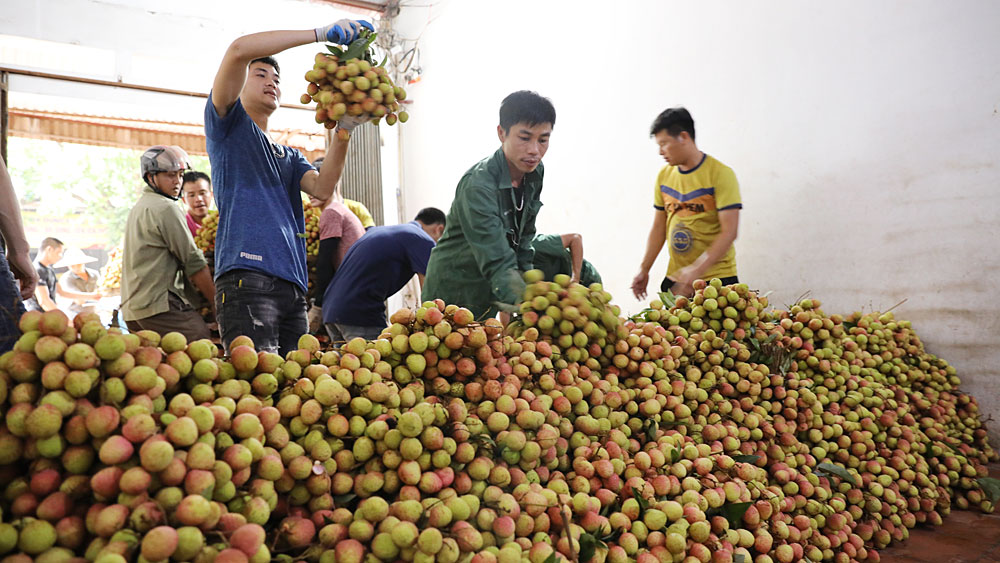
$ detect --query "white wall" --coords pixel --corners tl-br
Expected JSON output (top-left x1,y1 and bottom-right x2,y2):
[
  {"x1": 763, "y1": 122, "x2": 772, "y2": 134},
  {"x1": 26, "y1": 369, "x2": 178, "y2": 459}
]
[{"x1": 393, "y1": 1, "x2": 1000, "y2": 442}]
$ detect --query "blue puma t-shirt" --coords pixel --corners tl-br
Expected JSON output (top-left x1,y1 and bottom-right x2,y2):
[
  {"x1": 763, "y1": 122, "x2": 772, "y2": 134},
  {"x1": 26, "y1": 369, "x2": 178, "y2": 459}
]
[{"x1": 204, "y1": 95, "x2": 314, "y2": 292}]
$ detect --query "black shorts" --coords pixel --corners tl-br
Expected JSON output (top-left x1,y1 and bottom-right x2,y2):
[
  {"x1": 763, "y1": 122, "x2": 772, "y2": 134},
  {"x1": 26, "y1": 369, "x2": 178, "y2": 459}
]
[{"x1": 661, "y1": 275, "x2": 740, "y2": 293}]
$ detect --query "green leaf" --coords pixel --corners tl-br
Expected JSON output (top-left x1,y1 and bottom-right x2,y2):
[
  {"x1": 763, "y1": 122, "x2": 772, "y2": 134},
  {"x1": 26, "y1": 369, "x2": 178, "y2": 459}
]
[
  {"x1": 542, "y1": 553, "x2": 559, "y2": 563},
  {"x1": 579, "y1": 533, "x2": 599, "y2": 563},
  {"x1": 670, "y1": 447, "x2": 681, "y2": 464},
  {"x1": 944, "y1": 441, "x2": 965, "y2": 455},
  {"x1": 763, "y1": 333, "x2": 779, "y2": 345},
  {"x1": 332, "y1": 493, "x2": 358, "y2": 506},
  {"x1": 326, "y1": 45, "x2": 344, "y2": 56},
  {"x1": 296, "y1": 233, "x2": 308, "y2": 238},
  {"x1": 658, "y1": 291, "x2": 677, "y2": 309},
  {"x1": 340, "y1": 30, "x2": 378, "y2": 61},
  {"x1": 978, "y1": 477, "x2": 1000, "y2": 505},
  {"x1": 600, "y1": 525, "x2": 623, "y2": 544},
  {"x1": 646, "y1": 420, "x2": 658, "y2": 442},
  {"x1": 632, "y1": 489, "x2": 649, "y2": 518},
  {"x1": 732, "y1": 455, "x2": 762, "y2": 464},
  {"x1": 815, "y1": 463, "x2": 858, "y2": 486},
  {"x1": 720, "y1": 501, "x2": 753, "y2": 529},
  {"x1": 379, "y1": 53, "x2": 388, "y2": 67},
  {"x1": 629, "y1": 310, "x2": 651, "y2": 323}
]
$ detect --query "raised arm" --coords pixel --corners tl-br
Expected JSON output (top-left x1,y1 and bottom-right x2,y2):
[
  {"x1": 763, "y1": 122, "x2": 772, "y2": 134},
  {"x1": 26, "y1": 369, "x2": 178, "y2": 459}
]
[
  {"x1": 211, "y1": 20, "x2": 372, "y2": 118},
  {"x1": 212, "y1": 30, "x2": 311, "y2": 118}
]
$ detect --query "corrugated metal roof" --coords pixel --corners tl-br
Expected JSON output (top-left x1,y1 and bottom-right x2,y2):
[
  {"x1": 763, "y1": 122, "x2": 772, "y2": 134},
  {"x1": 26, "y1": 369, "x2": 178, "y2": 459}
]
[{"x1": 8, "y1": 107, "x2": 327, "y2": 162}]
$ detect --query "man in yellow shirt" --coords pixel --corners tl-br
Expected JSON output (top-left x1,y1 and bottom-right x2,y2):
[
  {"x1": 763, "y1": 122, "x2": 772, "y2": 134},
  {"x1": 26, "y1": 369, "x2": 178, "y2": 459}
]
[{"x1": 632, "y1": 107, "x2": 741, "y2": 299}]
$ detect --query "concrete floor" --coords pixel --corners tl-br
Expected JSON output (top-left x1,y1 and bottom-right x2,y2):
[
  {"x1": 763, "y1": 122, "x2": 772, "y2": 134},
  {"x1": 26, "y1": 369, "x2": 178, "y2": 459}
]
[
  {"x1": 881, "y1": 464, "x2": 1000, "y2": 563},
  {"x1": 880, "y1": 508, "x2": 1000, "y2": 563}
]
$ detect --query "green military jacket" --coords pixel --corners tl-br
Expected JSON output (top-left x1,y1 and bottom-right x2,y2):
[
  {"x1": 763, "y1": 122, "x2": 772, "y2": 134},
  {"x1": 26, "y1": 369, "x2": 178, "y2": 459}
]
[
  {"x1": 423, "y1": 148, "x2": 543, "y2": 319},
  {"x1": 120, "y1": 187, "x2": 207, "y2": 321},
  {"x1": 531, "y1": 233, "x2": 603, "y2": 287}
]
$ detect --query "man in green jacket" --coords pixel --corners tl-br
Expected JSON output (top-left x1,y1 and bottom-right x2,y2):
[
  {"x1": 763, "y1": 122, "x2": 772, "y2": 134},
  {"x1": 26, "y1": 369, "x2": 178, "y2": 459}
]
[
  {"x1": 531, "y1": 233, "x2": 602, "y2": 287},
  {"x1": 423, "y1": 91, "x2": 556, "y2": 321}
]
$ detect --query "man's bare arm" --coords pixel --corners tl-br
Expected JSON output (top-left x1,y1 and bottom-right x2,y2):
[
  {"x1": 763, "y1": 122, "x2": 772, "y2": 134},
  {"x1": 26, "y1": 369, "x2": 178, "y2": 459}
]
[
  {"x1": 189, "y1": 266, "x2": 217, "y2": 316},
  {"x1": 301, "y1": 132, "x2": 350, "y2": 201},
  {"x1": 211, "y1": 19, "x2": 370, "y2": 117},
  {"x1": 36, "y1": 285, "x2": 58, "y2": 312},
  {"x1": 560, "y1": 233, "x2": 583, "y2": 283},
  {"x1": 56, "y1": 278, "x2": 100, "y2": 301},
  {"x1": 631, "y1": 210, "x2": 667, "y2": 300},
  {"x1": 0, "y1": 159, "x2": 38, "y2": 300},
  {"x1": 211, "y1": 30, "x2": 314, "y2": 118}
]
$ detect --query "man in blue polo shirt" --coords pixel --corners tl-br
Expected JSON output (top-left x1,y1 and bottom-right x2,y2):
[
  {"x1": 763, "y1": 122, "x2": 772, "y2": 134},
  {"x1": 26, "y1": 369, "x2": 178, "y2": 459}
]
[
  {"x1": 205, "y1": 18, "x2": 372, "y2": 354},
  {"x1": 322, "y1": 208, "x2": 446, "y2": 342}
]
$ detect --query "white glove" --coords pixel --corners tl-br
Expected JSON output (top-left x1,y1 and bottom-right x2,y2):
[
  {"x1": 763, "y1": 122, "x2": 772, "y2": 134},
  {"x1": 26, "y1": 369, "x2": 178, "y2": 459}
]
[
  {"x1": 315, "y1": 19, "x2": 374, "y2": 44},
  {"x1": 336, "y1": 114, "x2": 368, "y2": 132}
]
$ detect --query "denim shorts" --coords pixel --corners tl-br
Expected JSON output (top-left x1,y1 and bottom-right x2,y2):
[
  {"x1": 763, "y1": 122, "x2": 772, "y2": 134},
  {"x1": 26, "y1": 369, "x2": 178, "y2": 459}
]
[{"x1": 216, "y1": 269, "x2": 308, "y2": 356}]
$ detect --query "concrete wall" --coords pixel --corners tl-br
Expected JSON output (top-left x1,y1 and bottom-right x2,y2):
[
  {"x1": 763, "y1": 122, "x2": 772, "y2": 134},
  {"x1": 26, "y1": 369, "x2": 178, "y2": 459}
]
[{"x1": 391, "y1": 1, "x2": 1000, "y2": 442}]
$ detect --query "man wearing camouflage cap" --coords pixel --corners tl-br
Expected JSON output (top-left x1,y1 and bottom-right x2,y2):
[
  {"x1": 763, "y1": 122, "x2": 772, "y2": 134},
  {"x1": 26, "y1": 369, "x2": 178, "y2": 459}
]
[{"x1": 120, "y1": 145, "x2": 215, "y2": 340}]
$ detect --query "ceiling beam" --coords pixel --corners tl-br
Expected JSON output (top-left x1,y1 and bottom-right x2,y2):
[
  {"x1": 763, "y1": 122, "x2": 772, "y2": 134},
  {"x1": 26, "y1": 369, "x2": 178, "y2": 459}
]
[
  {"x1": 310, "y1": 0, "x2": 388, "y2": 14},
  {"x1": 0, "y1": 65, "x2": 311, "y2": 112}
]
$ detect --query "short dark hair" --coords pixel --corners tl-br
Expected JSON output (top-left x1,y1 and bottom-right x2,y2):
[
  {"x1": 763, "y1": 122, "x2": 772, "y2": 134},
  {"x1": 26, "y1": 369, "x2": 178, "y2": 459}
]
[
  {"x1": 40, "y1": 237, "x2": 63, "y2": 251},
  {"x1": 250, "y1": 56, "x2": 280, "y2": 76},
  {"x1": 499, "y1": 91, "x2": 556, "y2": 134},
  {"x1": 650, "y1": 107, "x2": 695, "y2": 141},
  {"x1": 183, "y1": 171, "x2": 211, "y2": 186},
  {"x1": 414, "y1": 207, "x2": 446, "y2": 226}
]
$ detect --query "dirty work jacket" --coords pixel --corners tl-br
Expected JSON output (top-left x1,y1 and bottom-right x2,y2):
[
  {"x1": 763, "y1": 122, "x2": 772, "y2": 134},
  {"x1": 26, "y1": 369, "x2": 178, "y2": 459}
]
[
  {"x1": 121, "y1": 186, "x2": 208, "y2": 321},
  {"x1": 422, "y1": 148, "x2": 543, "y2": 320}
]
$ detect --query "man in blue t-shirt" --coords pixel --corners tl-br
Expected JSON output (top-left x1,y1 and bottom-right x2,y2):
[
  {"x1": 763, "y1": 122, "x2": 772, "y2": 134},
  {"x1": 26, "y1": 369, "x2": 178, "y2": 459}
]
[
  {"x1": 205, "y1": 18, "x2": 373, "y2": 355},
  {"x1": 323, "y1": 208, "x2": 446, "y2": 343}
]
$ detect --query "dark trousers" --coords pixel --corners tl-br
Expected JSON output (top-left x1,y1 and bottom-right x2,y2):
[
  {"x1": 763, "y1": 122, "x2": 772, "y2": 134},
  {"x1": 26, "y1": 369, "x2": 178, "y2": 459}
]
[
  {"x1": 216, "y1": 269, "x2": 307, "y2": 356},
  {"x1": 125, "y1": 292, "x2": 211, "y2": 343},
  {"x1": 0, "y1": 255, "x2": 26, "y2": 353},
  {"x1": 661, "y1": 275, "x2": 740, "y2": 293}
]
